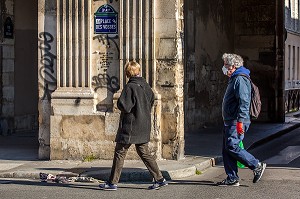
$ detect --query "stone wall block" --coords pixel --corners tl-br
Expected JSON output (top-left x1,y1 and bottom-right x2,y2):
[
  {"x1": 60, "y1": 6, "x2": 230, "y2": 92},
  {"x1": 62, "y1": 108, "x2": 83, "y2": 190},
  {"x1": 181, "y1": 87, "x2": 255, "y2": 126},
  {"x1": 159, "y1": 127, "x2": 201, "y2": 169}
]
[
  {"x1": 2, "y1": 73, "x2": 14, "y2": 86},
  {"x1": 50, "y1": 115, "x2": 62, "y2": 138},
  {"x1": 51, "y1": 98, "x2": 97, "y2": 115},
  {"x1": 162, "y1": 139, "x2": 184, "y2": 160},
  {"x1": 162, "y1": 143, "x2": 173, "y2": 160},
  {"x1": 51, "y1": 115, "x2": 112, "y2": 159},
  {"x1": 158, "y1": 38, "x2": 177, "y2": 59},
  {"x1": 2, "y1": 86, "x2": 14, "y2": 102},
  {"x1": 155, "y1": 19, "x2": 177, "y2": 38},
  {"x1": 150, "y1": 96, "x2": 162, "y2": 159},
  {"x1": 2, "y1": 59, "x2": 14, "y2": 72},
  {"x1": 155, "y1": 0, "x2": 176, "y2": 19},
  {"x1": 2, "y1": 45, "x2": 15, "y2": 59},
  {"x1": 5, "y1": 0, "x2": 14, "y2": 15},
  {"x1": 156, "y1": 61, "x2": 176, "y2": 89},
  {"x1": 1, "y1": 103, "x2": 14, "y2": 116},
  {"x1": 60, "y1": 115, "x2": 106, "y2": 140},
  {"x1": 161, "y1": 113, "x2": 177, "y2": 143},
  {"x1": 105, "y1": 112, "x2": 120, "y2": 136}
]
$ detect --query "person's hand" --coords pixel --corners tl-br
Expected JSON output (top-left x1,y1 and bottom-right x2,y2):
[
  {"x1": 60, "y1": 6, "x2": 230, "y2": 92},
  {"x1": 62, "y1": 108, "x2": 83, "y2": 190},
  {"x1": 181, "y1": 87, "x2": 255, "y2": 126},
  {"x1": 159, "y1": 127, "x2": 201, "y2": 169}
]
[{"x1": 236, "y1": 122, "x2": 244, "y2": 135}]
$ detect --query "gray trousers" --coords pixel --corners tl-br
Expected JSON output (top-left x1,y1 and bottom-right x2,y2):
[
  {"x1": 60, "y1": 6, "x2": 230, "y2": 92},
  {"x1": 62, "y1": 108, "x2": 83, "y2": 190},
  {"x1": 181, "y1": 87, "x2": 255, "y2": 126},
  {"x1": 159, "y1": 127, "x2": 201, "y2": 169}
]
[{"x1": 109, "y1": 142, "x2": 163, "y2": 184}]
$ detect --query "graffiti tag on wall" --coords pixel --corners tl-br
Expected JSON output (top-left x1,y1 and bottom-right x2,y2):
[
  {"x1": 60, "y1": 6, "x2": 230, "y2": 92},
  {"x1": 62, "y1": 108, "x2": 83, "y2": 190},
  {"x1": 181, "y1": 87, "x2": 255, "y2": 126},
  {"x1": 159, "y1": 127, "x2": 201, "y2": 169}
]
[
  {"x1": 92, "y1": 73, "x2": 120, "y2": 93},
  {"x1": 92, "y1": 34, "x2": 120, "y2": 94},
  {"x1": 38, "y1": 32, "x2": 57, "y2": 100}
]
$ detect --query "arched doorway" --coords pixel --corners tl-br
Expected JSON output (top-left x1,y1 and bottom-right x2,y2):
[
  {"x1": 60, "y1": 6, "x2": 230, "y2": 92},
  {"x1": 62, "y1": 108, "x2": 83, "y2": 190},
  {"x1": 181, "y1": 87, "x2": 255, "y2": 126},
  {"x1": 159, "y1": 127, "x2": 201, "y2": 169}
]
[{"x1": 183, "y1": 0, "x2": 285, "y2": 156}]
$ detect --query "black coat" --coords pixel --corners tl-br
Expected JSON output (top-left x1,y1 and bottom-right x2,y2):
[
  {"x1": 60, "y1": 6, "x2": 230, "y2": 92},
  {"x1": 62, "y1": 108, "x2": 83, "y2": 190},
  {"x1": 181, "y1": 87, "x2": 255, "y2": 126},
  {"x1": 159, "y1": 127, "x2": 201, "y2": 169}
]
[{"x1": 115, "y1": 76, "x2": 154, "y2": 144}]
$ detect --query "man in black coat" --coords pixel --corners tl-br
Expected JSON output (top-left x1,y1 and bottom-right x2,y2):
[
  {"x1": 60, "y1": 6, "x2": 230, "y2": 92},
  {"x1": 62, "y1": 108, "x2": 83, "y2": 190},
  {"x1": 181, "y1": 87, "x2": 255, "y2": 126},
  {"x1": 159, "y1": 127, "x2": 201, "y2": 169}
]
[{"x1": 99, "y1": 61, "x2": 168, "y2": 191}]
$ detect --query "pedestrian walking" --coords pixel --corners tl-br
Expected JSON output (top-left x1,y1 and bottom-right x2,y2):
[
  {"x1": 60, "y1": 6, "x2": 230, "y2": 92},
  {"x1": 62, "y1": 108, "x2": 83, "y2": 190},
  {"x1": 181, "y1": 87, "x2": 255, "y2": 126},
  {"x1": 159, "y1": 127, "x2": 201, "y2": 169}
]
[
  {"x1": 99, "y1": 61, "x2": 168, "y2": 191},
  {"x1": 217, "y1": 53, "x2": 266, "y2": 186}
]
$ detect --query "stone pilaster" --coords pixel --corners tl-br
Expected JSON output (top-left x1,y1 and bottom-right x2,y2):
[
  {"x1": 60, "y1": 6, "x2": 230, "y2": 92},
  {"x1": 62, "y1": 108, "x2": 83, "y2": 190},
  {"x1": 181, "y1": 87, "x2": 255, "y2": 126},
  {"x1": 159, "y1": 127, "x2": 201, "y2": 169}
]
[
  {"x1": 50, "y1": 0, "x2": 97, "y2": 159},
  {"x1": 155, "y1": 0, "x2": 184, "y2": 160},
  {"x1": 52, "y1": 0, "x2": 97, "y2": 110}
]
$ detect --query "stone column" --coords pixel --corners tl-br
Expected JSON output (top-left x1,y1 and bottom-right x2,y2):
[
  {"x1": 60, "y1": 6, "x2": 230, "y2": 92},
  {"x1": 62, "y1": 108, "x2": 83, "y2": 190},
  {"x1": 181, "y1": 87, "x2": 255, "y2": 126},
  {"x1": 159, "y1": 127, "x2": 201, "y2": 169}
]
[
  {"x1": 155, "y1": 0, "x2": 185, "y2": 160},
  {"x1": 49, "y1": 0, "x2": 97, "y2": 159},
  {"x1": 51, "y1": 0, "x2": 97, "y2": 113},
  {"x1": 38, "y1": 0, "x2": 58, "y2": 159}
]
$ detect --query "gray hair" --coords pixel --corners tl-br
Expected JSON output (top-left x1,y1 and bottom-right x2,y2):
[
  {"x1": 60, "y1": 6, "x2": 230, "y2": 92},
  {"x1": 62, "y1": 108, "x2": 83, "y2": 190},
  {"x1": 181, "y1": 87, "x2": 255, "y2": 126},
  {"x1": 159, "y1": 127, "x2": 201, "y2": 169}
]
[{"x1": 222, "y1": 53, "x2": 244, "y2": 68}]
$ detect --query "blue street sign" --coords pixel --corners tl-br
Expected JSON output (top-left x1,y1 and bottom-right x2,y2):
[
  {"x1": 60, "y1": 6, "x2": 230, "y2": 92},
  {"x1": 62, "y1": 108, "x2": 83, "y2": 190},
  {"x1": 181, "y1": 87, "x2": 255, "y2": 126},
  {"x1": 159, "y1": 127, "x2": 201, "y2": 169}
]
[{"x1": 94, "y1": 4, "x2": 118, "y2": 34}]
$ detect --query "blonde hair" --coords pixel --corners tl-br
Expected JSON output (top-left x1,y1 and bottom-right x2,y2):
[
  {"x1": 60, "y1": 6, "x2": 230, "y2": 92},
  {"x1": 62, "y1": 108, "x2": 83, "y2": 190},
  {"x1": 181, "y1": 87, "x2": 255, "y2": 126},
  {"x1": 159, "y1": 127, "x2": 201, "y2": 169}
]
[{"x1": 125, "y1": 61, "x2": 141, "y2": 78}]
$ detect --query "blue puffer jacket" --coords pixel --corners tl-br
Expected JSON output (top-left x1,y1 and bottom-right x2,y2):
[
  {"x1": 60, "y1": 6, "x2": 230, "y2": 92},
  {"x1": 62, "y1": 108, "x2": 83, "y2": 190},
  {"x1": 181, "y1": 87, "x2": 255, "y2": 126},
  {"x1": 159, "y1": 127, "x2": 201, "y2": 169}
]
[{"x1": 222, "y1": 66, "x2": 251, "y2": 124}]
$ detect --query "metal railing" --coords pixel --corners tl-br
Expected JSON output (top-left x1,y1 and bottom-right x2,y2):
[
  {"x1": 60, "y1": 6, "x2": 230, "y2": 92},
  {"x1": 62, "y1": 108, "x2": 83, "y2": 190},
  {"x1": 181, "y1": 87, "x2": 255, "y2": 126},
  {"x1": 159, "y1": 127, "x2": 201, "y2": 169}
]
[{"x1": 285, "y1": 89, "x2": 300, "y2": 113}]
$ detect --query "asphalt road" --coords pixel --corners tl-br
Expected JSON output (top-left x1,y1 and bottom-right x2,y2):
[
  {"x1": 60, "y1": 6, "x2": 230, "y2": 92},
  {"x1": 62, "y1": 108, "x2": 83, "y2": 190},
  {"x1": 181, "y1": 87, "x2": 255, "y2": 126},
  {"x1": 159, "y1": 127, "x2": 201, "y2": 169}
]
[{"x1": 1, "y1": 127, "x2": 300, "y2": 199}]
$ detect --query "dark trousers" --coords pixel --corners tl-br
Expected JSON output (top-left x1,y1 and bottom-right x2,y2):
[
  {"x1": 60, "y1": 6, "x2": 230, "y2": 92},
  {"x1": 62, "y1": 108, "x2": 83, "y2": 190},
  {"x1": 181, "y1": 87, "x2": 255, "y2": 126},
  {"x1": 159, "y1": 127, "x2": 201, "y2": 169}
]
[{"x1": 109, "y1": 142, "x2": 164, "y2": 184}]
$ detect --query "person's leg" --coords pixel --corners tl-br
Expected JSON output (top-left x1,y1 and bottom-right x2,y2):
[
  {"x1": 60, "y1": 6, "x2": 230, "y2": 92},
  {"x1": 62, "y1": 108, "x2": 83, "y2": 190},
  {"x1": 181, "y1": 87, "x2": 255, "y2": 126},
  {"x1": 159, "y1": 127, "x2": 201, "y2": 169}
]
[
  {"x1": 239, "y1": 123, "x2": 266, "y2": 183},
  {"x1": 224, "y1": 122, "x2": 266, "y2": 184},
  {"x1": 135, "y1": 143, "x2": 164, "y2": 181},
  {"x1": 135, "y1": 143, "x2": 168, "y2": 190},
  {"x1": 225, "y1": 123, "x2": 259, "y2": 171},
  {"x1": 109, "y1": 143, "x2": 131, "y2": 184},
  {"x1": 222, "y1": 125, "x2": 240, "y2": 182}
]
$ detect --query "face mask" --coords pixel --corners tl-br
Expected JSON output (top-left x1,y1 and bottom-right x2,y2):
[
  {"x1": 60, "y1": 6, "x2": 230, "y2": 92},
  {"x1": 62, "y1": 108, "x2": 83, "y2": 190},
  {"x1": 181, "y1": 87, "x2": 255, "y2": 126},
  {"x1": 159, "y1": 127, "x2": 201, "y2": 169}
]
[{"x1": 222, "y1": 65, "x2": 228, "y2": 75}]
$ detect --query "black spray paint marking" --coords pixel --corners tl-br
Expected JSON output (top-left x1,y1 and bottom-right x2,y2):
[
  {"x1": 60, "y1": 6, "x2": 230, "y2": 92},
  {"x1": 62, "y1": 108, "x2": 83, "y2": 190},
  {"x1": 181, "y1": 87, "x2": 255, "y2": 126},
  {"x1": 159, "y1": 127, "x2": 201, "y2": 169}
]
[
  {"x1": 92, "y1": 73, "x2": 120, "y2": 93},
  {"x1": 93, "y1": 35, "x2": 120, "y2": 58},
  {"x1": 39, "y1": 32, "x2": 57, "y2": 100}
]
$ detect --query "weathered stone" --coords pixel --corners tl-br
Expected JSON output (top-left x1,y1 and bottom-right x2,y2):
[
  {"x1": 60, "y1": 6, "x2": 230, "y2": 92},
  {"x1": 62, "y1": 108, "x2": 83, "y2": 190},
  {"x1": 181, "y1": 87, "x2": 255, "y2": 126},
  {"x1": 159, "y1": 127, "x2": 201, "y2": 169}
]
[{"x1": 35, "y1": 0, "x2": 281, "y2": 161}]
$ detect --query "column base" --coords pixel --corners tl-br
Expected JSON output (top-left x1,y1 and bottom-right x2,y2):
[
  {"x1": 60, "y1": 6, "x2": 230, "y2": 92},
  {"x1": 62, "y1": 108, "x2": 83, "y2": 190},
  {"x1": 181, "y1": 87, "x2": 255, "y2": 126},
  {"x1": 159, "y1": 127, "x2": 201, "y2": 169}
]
[{"x1": 51, "y1": 87, "x2": 97, "y2": 115}]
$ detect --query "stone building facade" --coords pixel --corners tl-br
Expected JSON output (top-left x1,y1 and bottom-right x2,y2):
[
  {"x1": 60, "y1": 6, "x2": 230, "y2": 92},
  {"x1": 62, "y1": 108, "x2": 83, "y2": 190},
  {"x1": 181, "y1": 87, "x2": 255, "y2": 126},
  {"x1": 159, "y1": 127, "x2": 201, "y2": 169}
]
[
  {"x1": 0, "y1": 0, "x2": 289, "y2": 160},
  {"x1": 284, "y1": 0, "x2": 300, "y2": 113},
  {"x1": 38, "y1": 0, "x2": 185, "y2": 160}
]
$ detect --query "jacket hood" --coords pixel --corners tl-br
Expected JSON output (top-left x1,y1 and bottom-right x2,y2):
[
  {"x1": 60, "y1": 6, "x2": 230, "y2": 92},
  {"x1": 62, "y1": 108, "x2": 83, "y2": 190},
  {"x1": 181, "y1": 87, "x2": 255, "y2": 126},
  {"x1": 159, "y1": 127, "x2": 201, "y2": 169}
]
[{"x1": 231, "y1": 66, "x2": 250, "y2": 78}]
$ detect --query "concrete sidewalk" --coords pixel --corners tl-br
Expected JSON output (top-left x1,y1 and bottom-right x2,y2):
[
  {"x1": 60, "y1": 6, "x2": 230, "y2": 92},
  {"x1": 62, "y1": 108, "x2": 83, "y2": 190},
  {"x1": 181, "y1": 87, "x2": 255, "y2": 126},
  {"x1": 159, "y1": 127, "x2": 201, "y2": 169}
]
[{"x1": 0, "y1": 113, "x2": 300, "y2": 182}]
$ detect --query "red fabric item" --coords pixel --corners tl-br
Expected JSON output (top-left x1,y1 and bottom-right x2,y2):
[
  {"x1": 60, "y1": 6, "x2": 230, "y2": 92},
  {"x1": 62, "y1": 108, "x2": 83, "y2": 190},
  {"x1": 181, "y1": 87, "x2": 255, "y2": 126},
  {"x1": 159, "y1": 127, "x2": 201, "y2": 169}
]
[{"x1": 236, "y1": 122, "x2": 244, "y2": 135}]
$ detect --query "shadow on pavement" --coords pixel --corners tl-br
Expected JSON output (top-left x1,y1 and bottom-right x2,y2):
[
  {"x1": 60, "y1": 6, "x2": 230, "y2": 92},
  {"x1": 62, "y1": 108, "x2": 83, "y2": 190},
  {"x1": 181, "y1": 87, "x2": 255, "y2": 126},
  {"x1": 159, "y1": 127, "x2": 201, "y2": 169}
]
[
  {"x1": 184, "y1": 126, "x2": 223, "y2": 157},
  {"x1": 0, "y1": 131, "x2": 39, "y2": 161}
]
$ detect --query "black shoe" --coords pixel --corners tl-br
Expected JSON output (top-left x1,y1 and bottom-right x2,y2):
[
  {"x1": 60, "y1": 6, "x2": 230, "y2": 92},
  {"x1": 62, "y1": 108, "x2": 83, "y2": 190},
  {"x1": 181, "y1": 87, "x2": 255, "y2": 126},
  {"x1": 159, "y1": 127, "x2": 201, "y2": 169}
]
[
  {"x1": 148, "y1": 179, "x2": 168, "y2": 190},
  {"x1": 216, "y1": 179, "x2": 240, "y2": 187},
  {"x1": 253, "y1": 162, "x2": 266, "y2": 183},
  {"x1": 99, "y1": 182, "x2": 118, "y2": 191}
]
